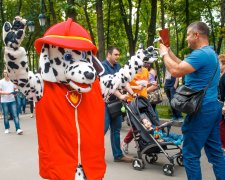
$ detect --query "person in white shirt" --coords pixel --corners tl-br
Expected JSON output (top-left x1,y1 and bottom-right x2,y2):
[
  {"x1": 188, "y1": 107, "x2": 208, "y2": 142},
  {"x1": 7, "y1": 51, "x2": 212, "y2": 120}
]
[{"x1": 0, "y1": 70, "x2": 23, "y2": 135}]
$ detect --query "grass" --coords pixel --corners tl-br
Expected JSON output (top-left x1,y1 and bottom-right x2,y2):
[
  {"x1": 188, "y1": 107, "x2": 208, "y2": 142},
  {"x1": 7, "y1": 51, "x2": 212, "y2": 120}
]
[
  {"x1": 157, "y1": 105, "x2": 172, "y2": 119},
  {"x1": 156, "y1": 105, "x2": 186, "y2": 119}
]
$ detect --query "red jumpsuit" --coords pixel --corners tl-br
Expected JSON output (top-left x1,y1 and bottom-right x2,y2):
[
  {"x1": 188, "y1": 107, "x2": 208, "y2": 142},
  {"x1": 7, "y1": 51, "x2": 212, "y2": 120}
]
[{"x1": 35, "y1": 79, "x2": 106, "y2": 180}]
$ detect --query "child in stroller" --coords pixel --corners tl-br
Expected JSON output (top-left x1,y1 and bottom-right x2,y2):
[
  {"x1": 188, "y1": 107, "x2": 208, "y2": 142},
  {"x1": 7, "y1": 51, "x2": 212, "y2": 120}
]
[
  {"x1": 140, "y1": 114, "x2": 183, "y2": 146},
  {"x1": 122, "y1": 96, "x2": 183, "y2": 176}
]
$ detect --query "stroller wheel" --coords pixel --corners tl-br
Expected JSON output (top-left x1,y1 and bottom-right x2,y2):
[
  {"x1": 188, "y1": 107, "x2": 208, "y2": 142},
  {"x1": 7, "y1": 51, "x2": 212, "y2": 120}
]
[
  {"x1": 176, "y1": 155, "x2": 183, "y2": 166},
  {"x1": 145, "y1": 153, "x2": 158, "y2": 164},
  {"x1": 162, "y1": 164, "x2": 174, "y2": 176},
  {"x1": 132, "y1": 158, "x2": 145, "y2": 171}
]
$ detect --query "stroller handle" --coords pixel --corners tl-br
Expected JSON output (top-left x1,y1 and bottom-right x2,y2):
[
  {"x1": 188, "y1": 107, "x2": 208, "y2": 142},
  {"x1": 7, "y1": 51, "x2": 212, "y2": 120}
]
[{"x1": 157, "y1": 121, "x2": 173, "y2": 130}]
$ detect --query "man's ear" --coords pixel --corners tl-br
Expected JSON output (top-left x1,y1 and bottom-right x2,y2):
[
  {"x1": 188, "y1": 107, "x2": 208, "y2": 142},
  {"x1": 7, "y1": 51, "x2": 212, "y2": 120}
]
[{"x1": 39, "y1": 44, "x2": 57, "y2": 82}]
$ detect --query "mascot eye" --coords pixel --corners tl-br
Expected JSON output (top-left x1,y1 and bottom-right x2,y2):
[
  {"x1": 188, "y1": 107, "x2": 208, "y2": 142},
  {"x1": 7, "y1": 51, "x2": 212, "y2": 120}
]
[{"x1": 64, "y1": 53, "x2": 73, "y2": 62}]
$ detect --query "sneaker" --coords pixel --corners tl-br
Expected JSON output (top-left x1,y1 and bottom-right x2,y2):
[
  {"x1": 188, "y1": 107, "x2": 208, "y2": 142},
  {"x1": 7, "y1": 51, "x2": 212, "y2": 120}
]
[
  {"x1": 16, "y1": 129, "x2": 23, "y2": 135},
  {"x1": 114, "y1": 156, "x2": 133, "y2": 163},
  {"x1": 121, "y1": 141, "x2": 129, "y2": 155},
  {"x1": 4, "y1": 129, "x2": 9, "y2": 134},
  {"x1": 30, "y1": 114, "x2": 33, "y2": 118}
]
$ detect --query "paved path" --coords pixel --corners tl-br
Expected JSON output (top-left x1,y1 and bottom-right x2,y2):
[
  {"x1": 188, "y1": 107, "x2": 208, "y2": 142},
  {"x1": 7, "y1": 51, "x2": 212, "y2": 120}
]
[{"x1": 0, "y1": 114, "x2": 216, "y2": 180}]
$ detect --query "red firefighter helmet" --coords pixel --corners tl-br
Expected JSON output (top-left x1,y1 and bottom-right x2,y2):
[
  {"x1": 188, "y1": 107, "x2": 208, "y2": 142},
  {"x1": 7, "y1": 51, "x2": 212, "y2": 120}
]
[{"x1": 34, "y1": 18, "x2": 97, "y2": 55}]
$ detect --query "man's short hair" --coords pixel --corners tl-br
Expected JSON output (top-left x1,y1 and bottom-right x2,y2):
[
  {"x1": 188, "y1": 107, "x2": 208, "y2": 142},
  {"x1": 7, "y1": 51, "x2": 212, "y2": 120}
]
[
  {"x1": 188, "y1": 21, "x2": 209, "y2": 37},
  {"x1": 107, "y1": 46, "x2": 120, "y2": 55},
  {"x1": 219, "y1": 54, "x2": 225, "y2": 62}
]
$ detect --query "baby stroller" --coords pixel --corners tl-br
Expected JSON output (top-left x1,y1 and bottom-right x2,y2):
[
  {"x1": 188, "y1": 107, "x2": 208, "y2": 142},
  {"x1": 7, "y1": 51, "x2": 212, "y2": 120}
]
[{"x1": 122, "y1": 96, "x2": 183, "y2": 176}]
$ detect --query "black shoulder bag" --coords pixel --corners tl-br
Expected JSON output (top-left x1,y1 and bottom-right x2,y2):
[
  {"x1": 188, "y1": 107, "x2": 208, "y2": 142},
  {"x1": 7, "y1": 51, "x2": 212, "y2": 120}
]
[
  {"x1": 171, "y1": 60, "x2": 218, "y2": 115},
  {"x1": 107, "y1": 99, "x2": 123, "y2": 119},
  {"x1": 106, "y1": 94, "x2": 123, "y2": 119}
]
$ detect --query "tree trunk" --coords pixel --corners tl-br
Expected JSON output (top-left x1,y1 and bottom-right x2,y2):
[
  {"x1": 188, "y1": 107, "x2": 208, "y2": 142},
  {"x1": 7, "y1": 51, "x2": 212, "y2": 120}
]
[
  {"x1": 180, "y1": 0, "x2": 189, "y2": 59},
  {"x1": 96, "y1": 0, "x2": 105, "y2": 60},
  {"x1": 0, "y1": 0, "x2": 4, "y2": 25},
  {"x1": 160, "y1": 0, "x2": 165, "y2": 29},
  {"x1": 84, "y1": 0, "x2": 96, "y2": 45},
  {"x1": 42, "y1": 0, "x2": 50, "y2": 28},
  {"x1": 147, "y1": 0, "x2": 157, "y2": 46},
  {"x1": 0, "y1": 0, "x2": 4, "y2": 73},
  {"x1": 66, "y1": 0, "x2": 77, "y2": 21},
  {"x1": 118, "y1": 0, "x2": 141, "y2": 56},
  {"x1": 207, "y1": 3, "x2": 216, "y2": 50},
  {"x1": 147, "y1": 0, "x2": 160, "y2": 85},
  {"x1": 48, "y1": 0, "x2": 57, "y2": 24},
  {"x1": 32, "y1": 45, "x2": 35, "y2": 72},
  {"x1": 217, "y1": 0, "x2": 225, "y2": 54},
  {"x1": 160, "y1": 0, "x2": 166, "y2": 84},
  {"x1": 106, "y1": 0, "x2": 112, "y2": 49},
  {"x1": 173, "y1": 10, "x2": 179, "y2": 56},
  {"x1": 17, "y1": 0, "x2": 22, "y2": 15},
  {"x1": 134, "y1": 0, "x2": 142, "y2": 47},
  {"x1": 185, "y1": 0, "x2": 189, "y2": 27}
]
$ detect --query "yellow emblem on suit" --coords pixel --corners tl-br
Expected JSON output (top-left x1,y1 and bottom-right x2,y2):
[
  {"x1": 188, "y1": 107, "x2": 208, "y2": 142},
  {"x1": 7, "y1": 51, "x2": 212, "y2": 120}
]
[{"x1": 66, "y1": 91, "x2": 82, "y2": 108}]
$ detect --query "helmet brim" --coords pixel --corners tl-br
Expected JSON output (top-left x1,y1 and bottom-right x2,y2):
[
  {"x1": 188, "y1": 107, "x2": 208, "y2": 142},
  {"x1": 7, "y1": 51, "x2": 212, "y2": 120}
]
[{"x1": 34, "y1": 36, "x2": 98, "y2": 55}]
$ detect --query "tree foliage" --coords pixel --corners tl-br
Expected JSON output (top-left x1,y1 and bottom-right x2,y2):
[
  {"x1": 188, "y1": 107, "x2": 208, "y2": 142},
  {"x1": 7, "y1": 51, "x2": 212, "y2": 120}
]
[{"x1": 0, "y1": 0, "x2": 224, "y2": 77}]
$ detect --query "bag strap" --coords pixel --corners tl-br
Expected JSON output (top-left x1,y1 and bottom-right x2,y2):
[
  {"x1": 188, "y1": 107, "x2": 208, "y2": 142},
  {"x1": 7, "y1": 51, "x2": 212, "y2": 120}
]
[{"x1": 203, "y1": 59, "x2": 219, "y2": 91}]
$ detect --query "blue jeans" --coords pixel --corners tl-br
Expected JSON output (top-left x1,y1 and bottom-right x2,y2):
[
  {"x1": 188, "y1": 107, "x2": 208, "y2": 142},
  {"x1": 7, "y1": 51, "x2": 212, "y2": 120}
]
[
  {"x1": 151, "y1": 104, "x2": 160, "y2": 122},
  {"x1": 104, "y1": 104, "x2": 123, "y2": 160},
  {"x1": 164, "y1": 86, "x2": 182, "y2": 119},
  {"x1": 1, "y1": 101, "x2": 21, "y2": 130},
  {"x1": 17, "y1": 96, "x2": 26, "y2": 115},
  {"x1": 182, "y1": 101, "x2": 225, "y2": 180}
]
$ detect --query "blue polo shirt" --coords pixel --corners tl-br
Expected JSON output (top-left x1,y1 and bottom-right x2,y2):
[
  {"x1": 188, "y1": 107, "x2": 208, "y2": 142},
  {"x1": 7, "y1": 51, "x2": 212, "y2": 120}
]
[
  {"x1": 101, "y1": 60, "x2": 121, "y2": 76},
  {"x1": 184, "y1": 46, "x2": 220, "y2": 104}
]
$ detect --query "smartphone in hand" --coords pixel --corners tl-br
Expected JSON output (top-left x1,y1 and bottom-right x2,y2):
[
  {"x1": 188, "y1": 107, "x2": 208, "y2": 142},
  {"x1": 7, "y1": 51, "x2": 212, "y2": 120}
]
[{"x1": 159, "y1": 28, "x2": 170, "y2": 47}]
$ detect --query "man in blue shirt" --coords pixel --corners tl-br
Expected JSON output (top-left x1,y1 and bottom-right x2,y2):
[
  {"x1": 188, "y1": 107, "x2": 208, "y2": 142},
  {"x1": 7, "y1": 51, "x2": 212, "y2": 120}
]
[
  {"x1": 101, "y1": 46, "x2": 133, "y2": 162},
  {"x1": 159, "y1": 22, "x2": 225, "y2": 180}
]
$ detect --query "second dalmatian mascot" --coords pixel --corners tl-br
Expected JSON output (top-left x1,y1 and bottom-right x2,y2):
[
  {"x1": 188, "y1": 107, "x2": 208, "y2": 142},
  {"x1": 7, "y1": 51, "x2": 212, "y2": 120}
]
[{"x1": 2, "y1": 17, "x2": 157, "y2": 180}]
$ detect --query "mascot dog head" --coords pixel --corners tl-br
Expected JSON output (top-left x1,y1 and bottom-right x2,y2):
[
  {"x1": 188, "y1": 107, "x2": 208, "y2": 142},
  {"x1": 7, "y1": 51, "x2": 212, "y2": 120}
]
[{"x1": 35, "y1": 18, "x2": 104, "y2": 93}]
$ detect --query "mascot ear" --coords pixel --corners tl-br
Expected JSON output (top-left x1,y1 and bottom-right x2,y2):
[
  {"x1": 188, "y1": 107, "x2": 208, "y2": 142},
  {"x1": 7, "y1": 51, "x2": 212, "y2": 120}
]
[
  {"x1": 92, "y1": 56, "x2": 104, "y2": 76},
  {"x1": 39, "y1": 44, "x2": 57, "y2": 82}
]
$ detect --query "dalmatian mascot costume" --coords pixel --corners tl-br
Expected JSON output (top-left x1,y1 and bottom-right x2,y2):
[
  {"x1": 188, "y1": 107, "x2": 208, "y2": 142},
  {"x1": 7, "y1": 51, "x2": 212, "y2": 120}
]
[{"x1": 2, "y1": 16, "x2": 157, "y2": 180}]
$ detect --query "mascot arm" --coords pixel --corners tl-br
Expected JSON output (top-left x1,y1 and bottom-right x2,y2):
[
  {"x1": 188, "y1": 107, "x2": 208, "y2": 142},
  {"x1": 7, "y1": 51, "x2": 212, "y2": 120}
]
[
  {"x1": 100, "y1": 46, "x2": 158, "y2": 102},
  {"x1": 28, "y1": 71, "x2": 44, "y2": 101},
  {"x1": 2, "y1": 16, "x2": 44, "y2": 101}
]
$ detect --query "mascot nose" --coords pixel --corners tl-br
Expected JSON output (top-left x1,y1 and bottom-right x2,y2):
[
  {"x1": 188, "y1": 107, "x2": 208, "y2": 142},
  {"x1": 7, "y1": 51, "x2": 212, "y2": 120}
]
[{"x1": 84, "y1": 71, "x2": 95, "y2": 80}]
